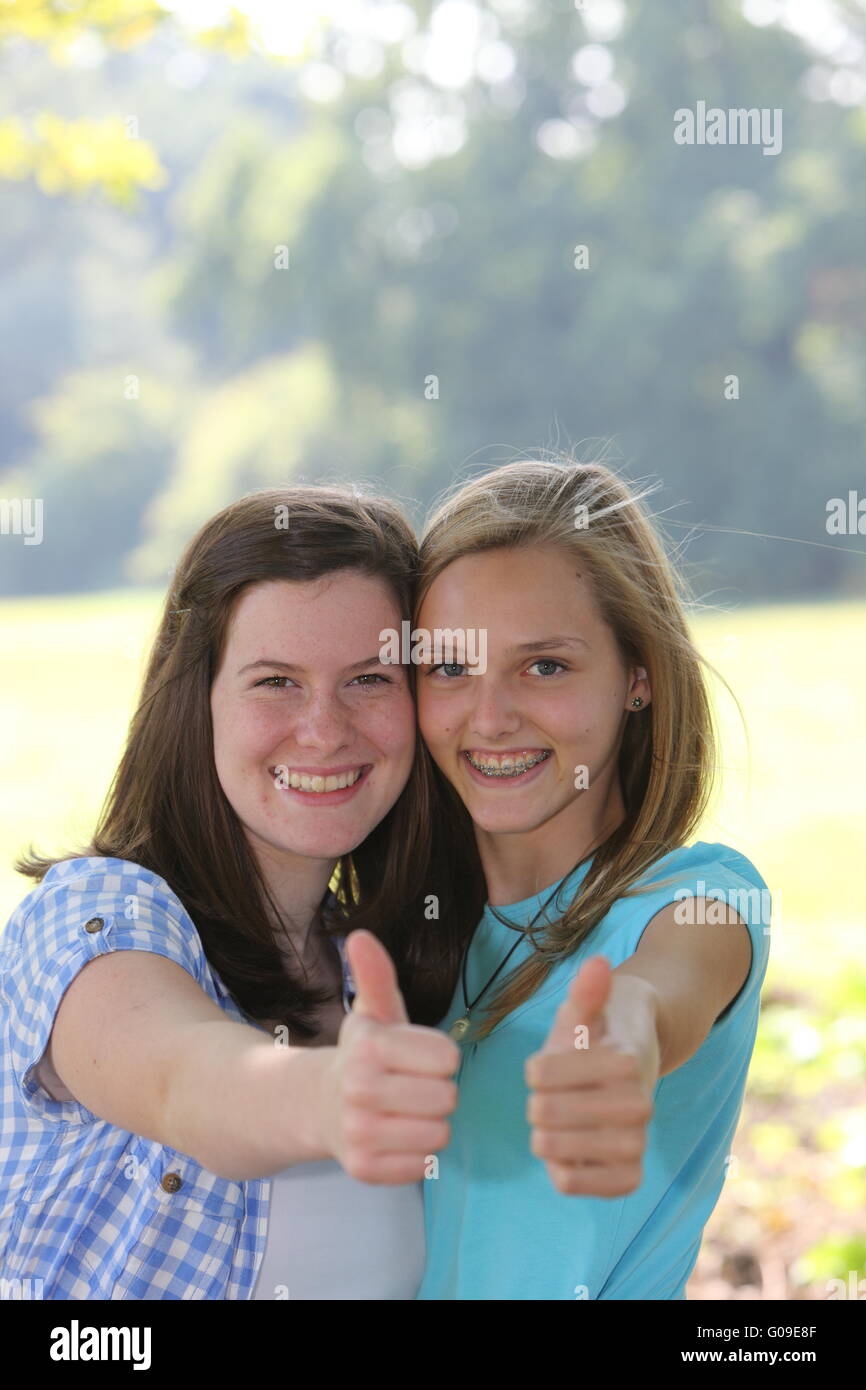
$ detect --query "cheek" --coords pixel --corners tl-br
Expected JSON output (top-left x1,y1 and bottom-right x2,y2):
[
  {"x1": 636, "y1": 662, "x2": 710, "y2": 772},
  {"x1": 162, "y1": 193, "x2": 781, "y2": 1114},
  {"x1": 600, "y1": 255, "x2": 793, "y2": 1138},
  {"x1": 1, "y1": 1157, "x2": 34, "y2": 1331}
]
[
  {"x1": 544, "y1": 686, "x2": 619, "y2": 743},
  {"x1": 213, "y1": 697, "x2": 287, "y2": 764},
  {"x1": 360, "y1": 692, "x2": 416, "y2": 758},
  {"x1": 416, "y1": 690, "x2": 452, "y2": 745},
  {"x1": 537, "y1": 689, "x2": 599, "y2": 740}
]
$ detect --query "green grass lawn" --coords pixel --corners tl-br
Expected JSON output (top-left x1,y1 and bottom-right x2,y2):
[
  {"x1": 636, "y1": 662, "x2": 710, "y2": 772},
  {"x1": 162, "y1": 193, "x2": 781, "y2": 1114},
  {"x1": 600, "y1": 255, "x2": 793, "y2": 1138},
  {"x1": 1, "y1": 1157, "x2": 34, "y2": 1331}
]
[{"x1": 0, "y1": 587, "x2": 166, "y2": 915}]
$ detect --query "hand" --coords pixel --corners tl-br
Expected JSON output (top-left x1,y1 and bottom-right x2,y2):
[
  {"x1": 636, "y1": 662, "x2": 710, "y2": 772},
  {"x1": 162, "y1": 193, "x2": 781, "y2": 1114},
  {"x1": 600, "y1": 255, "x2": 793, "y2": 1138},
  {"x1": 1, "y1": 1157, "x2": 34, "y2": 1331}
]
[
  {"x1": 524, "y1": 956, "x2": 659, "y2": 1197},
  {"x1": 321, "y1": 929, "x2": 460, "y2": 1184}
]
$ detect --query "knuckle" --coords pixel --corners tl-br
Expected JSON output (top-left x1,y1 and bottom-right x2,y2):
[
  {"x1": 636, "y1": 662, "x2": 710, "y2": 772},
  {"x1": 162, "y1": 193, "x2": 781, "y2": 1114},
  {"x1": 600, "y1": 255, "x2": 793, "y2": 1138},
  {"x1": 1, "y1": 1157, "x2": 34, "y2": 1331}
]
[
  {"x1": 344, "y1": 1151, "x2": 380, "y2": 1184},
  {"x1": 530, "y1": 1127, "x2": 551, "y2": 1159},
  {"x1": 343, "y1": 1108, "x2": 376, "y2": 1146},
  {"x1": 609, "y1": 1163, "x2": 642, "y2": 1194},
  {"x1": 525, "y1": 1052, "x2": 553, "y2": 1088},
  {"x1": 343, "y1": 1065, "x2": 378, "y2": 1106},
  {"x1": 526, "y1": 1093, "x2": 542, "y2": 1125},
  {"x1": 552, "y1": 1165, "x2": 581, "y2": 1195},
  {"x1": 351, "y1": 1032, "x2": 382, "y2": 1068},
  {"x1": 616, "y1": 1053, "x2": 640, "y2": 1080},
  {"x1": 624, "y1": 1094, "x2": 653, "y2": 1122},
  {"x1": 529, "y1": 1093, "x2": 556, "y2": 1126},
  {"x1": 428, "y1": 1119, "x2": 450, "y2": 1150},
  {"x1": 440, "y1": 1080, "x2": 459, "y2": 1113},
  {"x1": 617, "y1": 1129, "x2": 645, "y2": 1161}
]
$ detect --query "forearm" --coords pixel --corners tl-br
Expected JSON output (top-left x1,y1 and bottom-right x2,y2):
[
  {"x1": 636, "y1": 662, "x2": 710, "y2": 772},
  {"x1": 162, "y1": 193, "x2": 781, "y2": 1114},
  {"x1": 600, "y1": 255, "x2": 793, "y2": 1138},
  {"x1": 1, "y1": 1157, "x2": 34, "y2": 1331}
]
[
  {"x1": 613, "y1": 903, "x2": 753, "y2": 1077},
  {"x1": 612, "y1": 959, "x2": 710, "y2": 1078},
  {"x1": 163, "y1": 1019, "x2": 335, "y2": 1179},
  {"x1": 600, "y1": 970, "x2": 664, "y2": 1087}
]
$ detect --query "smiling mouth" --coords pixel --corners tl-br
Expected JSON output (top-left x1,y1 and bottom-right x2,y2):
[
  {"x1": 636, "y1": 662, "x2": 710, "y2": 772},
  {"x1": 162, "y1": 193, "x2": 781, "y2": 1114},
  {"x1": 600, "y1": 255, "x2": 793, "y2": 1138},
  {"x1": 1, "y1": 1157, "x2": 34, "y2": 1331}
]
[
  {"x1": 463, "y1": 750, "x2": 552, "y2": 779},
  {"x1": 268, "y1": 765, "x2": 368, "y2": 793}
]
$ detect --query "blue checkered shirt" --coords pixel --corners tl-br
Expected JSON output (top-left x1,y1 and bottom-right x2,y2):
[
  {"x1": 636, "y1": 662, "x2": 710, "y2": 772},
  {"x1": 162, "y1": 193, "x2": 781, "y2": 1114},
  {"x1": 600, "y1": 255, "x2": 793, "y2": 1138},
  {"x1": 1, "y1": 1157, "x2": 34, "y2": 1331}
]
[{"x1": 0, "y1": 856, "x2": 356, "y2": 1299}]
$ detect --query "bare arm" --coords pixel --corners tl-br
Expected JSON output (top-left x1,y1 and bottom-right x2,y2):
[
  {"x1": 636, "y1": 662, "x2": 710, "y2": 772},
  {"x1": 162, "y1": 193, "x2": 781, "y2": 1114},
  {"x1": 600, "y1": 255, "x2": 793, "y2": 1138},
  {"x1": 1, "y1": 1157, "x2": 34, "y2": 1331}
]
[
  {"x1": 613, "y1": 898, "x2": 753, "y2": 1076},
  {"x1": 524, "y1": 900, "x2": 754, "y2": 1196},
  {"x1": 47, "y1": 950, "x2": 332, "y2": 1179},
  {"x1": 45, "y1": 935, "x2": 459, "y2": 1184}
]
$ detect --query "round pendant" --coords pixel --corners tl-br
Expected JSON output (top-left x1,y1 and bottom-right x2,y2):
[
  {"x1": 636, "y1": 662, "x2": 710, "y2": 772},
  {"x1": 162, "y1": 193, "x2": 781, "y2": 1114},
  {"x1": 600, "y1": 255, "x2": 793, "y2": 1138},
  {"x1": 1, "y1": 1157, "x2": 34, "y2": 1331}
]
[{"x1": 450, "y1": 1015, "x2": 471, "y2": 1041}]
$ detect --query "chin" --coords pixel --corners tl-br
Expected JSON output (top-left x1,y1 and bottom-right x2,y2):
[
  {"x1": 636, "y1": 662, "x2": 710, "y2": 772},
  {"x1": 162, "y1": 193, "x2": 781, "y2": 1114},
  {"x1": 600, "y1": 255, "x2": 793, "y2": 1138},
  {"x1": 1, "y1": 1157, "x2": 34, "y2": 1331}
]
[
  {"x1": 293, "y1": 829, "x2": 369, "y2": 858},
  {"x1": 251, "y1": 821, "x2": 363, "y2": 862},
  {"x1": 466, "y1": 802, "x2": 554, "y2": 835}
]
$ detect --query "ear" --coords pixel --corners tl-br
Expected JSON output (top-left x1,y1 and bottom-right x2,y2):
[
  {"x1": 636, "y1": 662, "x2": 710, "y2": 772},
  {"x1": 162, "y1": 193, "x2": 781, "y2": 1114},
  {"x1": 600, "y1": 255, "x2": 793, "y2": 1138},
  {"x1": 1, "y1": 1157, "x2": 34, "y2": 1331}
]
[{"x1": 629, "y1": 665, "x2": 651, "y2": 708}]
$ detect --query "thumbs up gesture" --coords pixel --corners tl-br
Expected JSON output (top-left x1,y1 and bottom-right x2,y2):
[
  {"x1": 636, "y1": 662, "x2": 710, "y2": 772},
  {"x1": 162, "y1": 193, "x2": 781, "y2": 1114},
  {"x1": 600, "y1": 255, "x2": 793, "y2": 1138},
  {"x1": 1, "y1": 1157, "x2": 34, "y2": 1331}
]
[
  {"x1": 524, "y1": 957, "x2": 660, "y2": 1197},
  {"x1": 321, "y1": 930, "x2": 460, "y2": 1184}
]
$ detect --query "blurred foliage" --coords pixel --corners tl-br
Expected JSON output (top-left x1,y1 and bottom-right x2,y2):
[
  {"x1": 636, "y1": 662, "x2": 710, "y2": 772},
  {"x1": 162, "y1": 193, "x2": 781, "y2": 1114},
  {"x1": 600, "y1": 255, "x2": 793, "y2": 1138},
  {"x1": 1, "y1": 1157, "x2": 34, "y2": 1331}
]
[
  {"x1": 0, "y1": 0, "x2": 166, "y2": 50},
  {"x1": 691, "y1": 977, "x2": 866, "y2": 1300},
  {"x1": 0, "y1": 111, "x2": 166, "y2": 206},
  {"x1": 0, "y1": 0, "x2": 257, "y2": 203},
  {"x1": 1, "y1": 0, "x2": 865, "y2": 597},
  {"x1": 0, "y1": 0, "x2": 255, "y2": 55}
]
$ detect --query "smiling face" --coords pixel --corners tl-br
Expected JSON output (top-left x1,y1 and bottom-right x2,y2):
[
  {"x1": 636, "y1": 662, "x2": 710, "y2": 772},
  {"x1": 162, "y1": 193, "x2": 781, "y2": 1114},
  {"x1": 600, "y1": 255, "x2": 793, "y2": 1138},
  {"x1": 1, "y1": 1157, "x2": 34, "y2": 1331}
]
[
  {"x1": 210, "y1": 573, "x2": 416, "y2": 877},
  {"x1": 416, "y1": 546, "x2": 650, "y2": 897}
]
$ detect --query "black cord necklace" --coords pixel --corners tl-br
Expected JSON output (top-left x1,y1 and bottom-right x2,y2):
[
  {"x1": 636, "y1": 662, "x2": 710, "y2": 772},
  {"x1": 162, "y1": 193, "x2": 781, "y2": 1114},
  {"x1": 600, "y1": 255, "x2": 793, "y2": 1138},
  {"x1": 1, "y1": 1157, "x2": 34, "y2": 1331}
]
[{"x1": 449, "y1": 873, "x2": 572, "y2": 1042}]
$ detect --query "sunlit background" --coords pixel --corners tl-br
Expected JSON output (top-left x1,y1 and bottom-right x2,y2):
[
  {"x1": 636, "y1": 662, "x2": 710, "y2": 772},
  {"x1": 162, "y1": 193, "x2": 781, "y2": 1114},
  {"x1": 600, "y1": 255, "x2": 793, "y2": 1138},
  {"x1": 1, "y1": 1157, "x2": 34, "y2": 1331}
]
[{"x1": 1, "y1": 0, "x2": 865, "y2": 1300}]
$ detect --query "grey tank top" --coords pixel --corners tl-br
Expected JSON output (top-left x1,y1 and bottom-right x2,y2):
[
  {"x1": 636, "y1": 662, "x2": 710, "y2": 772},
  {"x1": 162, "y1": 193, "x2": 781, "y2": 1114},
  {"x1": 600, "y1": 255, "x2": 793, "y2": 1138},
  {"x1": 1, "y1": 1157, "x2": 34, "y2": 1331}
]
[{"x1": 251, "y1": 930, "x2": 426, "y2": 1300}]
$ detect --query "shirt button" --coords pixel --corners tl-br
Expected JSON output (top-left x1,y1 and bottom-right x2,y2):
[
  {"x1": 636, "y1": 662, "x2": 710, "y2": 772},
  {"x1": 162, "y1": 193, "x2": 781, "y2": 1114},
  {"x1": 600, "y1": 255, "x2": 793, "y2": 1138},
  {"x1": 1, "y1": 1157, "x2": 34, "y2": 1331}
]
[
  {"x1": 161, "y1": 1172, "x2": 183, "y2": 1193},
  {"x1": 84, "y1": 916, "x2": 104, "y2": 933}
]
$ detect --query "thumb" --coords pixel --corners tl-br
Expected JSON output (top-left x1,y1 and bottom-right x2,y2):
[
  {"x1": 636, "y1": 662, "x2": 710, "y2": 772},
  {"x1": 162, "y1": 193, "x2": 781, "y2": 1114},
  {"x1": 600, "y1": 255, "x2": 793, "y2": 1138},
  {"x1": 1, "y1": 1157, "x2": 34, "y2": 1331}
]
[
  {"x1": 345, "y1": 929, "x2": 409, "y2": 1026},
  {"x1": 541, "y1": 954, "x2": 613, "y2": 1055}
]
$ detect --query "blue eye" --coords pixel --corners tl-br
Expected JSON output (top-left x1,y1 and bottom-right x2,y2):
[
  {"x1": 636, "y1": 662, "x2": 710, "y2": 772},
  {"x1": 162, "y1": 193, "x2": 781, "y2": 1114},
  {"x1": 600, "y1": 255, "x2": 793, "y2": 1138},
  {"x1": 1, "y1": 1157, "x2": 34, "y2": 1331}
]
[
  {"x1": 429, "y1": 663, "x2": 468, "y2": 677},
  {"x1": 527, "y1": 659, "x2": 567, "y2": 677}
]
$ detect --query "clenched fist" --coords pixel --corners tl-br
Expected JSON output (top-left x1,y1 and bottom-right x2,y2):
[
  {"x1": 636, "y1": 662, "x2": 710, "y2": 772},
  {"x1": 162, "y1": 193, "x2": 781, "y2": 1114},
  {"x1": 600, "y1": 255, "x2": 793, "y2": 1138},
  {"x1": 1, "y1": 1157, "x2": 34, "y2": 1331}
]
[
  {"x1": 524, "y1": 955, "x2": 660, "y2": 1198},
  {"x1": 321, "y1": 929, "x2": 461, "y2": 1184}
]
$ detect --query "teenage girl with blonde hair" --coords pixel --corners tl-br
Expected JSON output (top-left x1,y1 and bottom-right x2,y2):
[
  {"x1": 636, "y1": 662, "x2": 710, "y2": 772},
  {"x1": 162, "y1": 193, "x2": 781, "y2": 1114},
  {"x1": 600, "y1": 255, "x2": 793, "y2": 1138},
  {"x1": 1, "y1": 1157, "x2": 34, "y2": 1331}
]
[{"x1": 404, "y1": 455, "x2": 771, "y2": 1300}]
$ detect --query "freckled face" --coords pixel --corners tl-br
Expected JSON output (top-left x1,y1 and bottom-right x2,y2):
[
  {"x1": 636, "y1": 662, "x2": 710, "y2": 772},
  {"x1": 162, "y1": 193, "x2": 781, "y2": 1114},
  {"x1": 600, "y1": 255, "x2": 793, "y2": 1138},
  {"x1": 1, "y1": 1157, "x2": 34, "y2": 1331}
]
[
  {"x1": 210, "y1": 574, "x2": 416, "y2": 865},
  {"x1": 416, "y1": 547, "x2": 645, "y2": 843}
]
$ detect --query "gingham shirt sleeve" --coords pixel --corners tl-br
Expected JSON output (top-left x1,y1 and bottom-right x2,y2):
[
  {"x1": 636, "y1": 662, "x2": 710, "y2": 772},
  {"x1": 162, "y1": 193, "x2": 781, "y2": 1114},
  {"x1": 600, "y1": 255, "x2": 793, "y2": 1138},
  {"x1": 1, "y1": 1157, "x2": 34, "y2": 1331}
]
[{"x1": 2, "y1": 860, "x2": 208, "y2": 1125}]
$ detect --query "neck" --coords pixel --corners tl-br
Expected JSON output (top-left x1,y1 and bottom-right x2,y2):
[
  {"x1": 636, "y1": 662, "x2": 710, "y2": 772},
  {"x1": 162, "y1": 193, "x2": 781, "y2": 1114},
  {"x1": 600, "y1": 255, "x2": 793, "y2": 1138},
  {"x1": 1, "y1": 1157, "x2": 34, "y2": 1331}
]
[
  {"x1": 248, "y1": 835, "x2": 337, "y2": 958},
  {"x1": 477, "y1": 776, "x2": 626, "y2": 907}
]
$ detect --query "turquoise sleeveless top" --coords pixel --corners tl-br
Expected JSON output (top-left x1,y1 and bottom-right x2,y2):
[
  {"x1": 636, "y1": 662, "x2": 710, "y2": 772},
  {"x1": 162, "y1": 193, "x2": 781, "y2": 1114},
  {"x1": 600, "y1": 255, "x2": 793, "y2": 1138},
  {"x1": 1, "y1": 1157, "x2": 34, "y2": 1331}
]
[{"x1": 417, "y1": 841, "x2": 771, "y2": 1300}]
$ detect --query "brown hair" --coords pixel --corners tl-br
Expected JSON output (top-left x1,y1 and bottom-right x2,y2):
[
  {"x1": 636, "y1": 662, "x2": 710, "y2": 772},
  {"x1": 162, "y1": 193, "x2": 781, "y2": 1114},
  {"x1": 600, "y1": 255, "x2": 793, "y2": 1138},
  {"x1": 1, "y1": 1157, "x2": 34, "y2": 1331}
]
[
  {"x1": 17, "y1": 484, "x2": 477, "y2": 1034},
  {"x1": 417, "y1": 452, "x2": 742, "y2": 1039}
]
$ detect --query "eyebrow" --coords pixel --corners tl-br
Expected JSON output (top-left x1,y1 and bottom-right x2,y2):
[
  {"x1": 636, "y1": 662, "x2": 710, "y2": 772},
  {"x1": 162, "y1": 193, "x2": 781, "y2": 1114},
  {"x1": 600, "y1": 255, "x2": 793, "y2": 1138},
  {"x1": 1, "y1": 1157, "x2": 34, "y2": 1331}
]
[
  {"x1": 507, "y1": 636, "x2": 590, "y2": 653},
  {"x1": 237, "y1": 656, "x2": 387, "y2": 677}
]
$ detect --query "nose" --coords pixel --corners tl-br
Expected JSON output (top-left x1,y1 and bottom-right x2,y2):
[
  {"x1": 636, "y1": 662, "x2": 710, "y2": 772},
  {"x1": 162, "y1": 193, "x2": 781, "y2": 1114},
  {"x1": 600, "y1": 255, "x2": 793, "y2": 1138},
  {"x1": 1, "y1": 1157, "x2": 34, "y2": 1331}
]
[
  {"x1": 290, "y1": 689, "x2": 354, "y2": 754},
  {"x1": 466, "y1": 677, "x2": 521, "y2": 741}
]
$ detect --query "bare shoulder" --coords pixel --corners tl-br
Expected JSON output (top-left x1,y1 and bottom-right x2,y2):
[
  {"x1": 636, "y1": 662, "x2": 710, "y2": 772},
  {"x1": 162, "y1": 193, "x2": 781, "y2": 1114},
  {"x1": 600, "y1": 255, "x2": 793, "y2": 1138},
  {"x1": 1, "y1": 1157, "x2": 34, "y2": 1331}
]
[{"x1": 625, "y1": 895, "x2": 753, "y2": 1022}]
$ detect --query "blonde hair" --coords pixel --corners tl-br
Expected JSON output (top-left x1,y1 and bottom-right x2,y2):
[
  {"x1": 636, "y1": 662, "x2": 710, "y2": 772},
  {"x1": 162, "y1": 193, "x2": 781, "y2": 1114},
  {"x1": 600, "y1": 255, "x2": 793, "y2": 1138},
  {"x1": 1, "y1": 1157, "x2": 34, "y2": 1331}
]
[{"x1": 417, "y1": 452, "x2": 740, "y2": 1039}]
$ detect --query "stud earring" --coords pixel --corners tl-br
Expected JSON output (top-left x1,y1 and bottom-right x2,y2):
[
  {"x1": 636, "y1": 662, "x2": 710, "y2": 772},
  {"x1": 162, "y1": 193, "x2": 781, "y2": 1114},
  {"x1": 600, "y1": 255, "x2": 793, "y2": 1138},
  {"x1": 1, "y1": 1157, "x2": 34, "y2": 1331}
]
[{"x1": 632, "y1": 697, "x2": 644, "y2": 708}]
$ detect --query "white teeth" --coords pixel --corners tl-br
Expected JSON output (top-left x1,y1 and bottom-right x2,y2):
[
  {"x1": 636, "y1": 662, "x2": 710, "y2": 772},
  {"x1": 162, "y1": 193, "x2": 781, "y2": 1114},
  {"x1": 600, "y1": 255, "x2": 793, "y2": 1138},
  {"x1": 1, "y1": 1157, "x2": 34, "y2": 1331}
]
[
  {"x1": 276, "y1": 767, "x2": 364, "y2": 793},
  {"x1": 465, "y1": 751, "x2": 551, "y2": 778}
]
